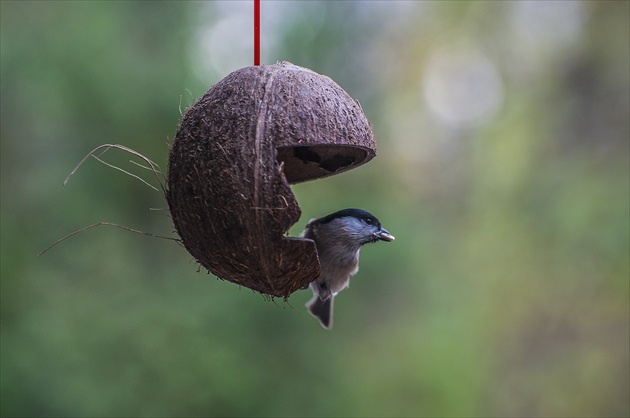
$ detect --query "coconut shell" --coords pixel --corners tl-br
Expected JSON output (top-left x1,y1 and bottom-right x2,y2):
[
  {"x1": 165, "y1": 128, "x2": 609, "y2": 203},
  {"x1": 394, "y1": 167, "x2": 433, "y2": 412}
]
[{"x1": 166, "y1": 61, "x2": 376, "y2": 298}]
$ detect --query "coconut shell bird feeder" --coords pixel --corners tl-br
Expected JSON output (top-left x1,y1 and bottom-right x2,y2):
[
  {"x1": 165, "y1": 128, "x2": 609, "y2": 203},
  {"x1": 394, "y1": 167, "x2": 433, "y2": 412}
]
[{"x1": 166, "y1": 61, "x2": 376, "y2": 299}]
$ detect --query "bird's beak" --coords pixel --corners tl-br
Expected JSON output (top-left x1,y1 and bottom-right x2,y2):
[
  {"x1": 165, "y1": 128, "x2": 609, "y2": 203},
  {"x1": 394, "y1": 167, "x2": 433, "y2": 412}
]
[{"x1": 377, "y1": 227, "x2": 395, "y2": 242}]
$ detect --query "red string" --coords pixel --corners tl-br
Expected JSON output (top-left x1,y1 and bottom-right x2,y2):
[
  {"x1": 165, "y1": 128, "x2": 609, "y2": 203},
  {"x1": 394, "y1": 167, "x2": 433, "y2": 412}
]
[{"x1": 254, "y1": 0, "x2": 260, "y2": 66}]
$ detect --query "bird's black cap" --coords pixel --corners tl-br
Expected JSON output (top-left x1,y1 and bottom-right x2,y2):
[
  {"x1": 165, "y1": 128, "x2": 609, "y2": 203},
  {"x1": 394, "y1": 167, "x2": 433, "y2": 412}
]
[{"x1": 317, "y1": 208, "x2": 381, "y2": 228}]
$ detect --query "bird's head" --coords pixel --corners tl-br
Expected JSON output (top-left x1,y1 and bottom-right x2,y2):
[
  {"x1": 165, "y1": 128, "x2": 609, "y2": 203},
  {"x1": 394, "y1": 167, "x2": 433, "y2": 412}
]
[{"x1": 309, "y1": 208, "x2": 395, "y2": 249}]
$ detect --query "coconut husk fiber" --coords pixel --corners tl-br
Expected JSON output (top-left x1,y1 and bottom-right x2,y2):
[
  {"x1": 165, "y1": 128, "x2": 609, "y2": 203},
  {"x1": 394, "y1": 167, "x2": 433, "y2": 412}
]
[{"x1": 166, "y1": 61, "x2": 376, "y2": 298}]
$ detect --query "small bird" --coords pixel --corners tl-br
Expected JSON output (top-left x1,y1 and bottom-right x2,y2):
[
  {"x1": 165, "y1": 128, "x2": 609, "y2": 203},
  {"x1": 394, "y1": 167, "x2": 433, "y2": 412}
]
[{"x1": 301, "y1": 208, "x2": 395, "y2": 329}]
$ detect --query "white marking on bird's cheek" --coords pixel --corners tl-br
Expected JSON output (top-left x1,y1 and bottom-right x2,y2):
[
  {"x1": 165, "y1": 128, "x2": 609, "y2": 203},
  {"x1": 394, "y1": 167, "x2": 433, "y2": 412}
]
[{"x1": 350, "y1": 264, "x2": 359, "y2": 276}]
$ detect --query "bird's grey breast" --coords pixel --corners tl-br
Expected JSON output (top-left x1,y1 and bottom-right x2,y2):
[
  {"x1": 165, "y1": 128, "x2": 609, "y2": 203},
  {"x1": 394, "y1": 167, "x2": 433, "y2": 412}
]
[{"x1": 315, "y1": 240, "x2": 360, "y2": 294}]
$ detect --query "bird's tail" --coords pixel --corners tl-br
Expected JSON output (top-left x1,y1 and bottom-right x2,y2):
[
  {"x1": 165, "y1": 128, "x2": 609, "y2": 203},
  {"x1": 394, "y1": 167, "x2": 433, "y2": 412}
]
[{"x1": 306, "y1": 294, "x2": 334, "y2": 330}]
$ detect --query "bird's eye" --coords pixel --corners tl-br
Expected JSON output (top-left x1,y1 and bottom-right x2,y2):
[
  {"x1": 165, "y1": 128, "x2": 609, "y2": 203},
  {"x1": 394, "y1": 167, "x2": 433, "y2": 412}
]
[{"x1": 364, "y1": 218, "x2": 373, "y2": 225}]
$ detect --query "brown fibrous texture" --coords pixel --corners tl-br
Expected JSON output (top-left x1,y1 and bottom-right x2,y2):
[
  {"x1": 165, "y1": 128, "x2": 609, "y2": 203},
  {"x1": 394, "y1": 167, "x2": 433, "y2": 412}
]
[{"x1": 166, "y1": 62, "x2": 375, "y2": 298}]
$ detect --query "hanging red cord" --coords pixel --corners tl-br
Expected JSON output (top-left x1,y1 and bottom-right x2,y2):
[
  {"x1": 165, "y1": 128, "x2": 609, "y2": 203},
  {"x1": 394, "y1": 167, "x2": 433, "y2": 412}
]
[{"x1": 254, "y1": 0, "x2": 260, "y2": 65}]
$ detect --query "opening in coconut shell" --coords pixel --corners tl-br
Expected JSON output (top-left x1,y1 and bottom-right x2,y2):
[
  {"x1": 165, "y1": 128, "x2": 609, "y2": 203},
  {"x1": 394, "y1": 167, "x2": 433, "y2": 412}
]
[{"x1": 166, "y1": 61, "x2": 376, "y2": 299}]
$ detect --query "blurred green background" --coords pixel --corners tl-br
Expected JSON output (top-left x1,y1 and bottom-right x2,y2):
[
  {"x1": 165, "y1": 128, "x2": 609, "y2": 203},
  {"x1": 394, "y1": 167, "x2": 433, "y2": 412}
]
[{"x1": 1, "y1": 1, "x2": 628, "y2": 417}]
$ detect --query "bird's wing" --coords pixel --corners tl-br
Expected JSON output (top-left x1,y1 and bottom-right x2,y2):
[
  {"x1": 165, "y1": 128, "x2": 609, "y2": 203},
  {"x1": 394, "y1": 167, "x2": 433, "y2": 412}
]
[{"x1": 301, "y1": 218, "x2": 319, "y2": 239}]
